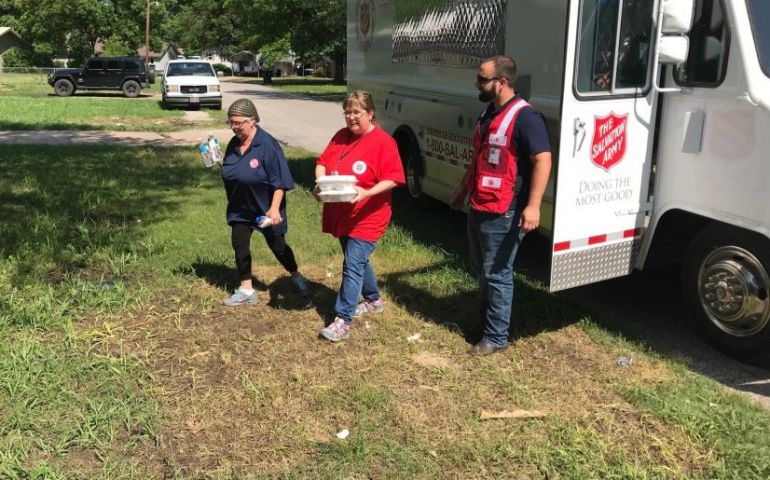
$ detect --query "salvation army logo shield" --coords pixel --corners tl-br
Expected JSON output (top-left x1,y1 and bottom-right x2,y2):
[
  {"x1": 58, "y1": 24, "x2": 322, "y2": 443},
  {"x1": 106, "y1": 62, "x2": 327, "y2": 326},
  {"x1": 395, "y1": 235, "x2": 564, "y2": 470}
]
[
  {"x1": 590, "y1": 112, "x2": 628, "y2": 171},
  {"x1": 352, "y1": 160, "x2": 367, "y2": 174},
  {"x1": 249, "y1": 158, "x2": 260, "y2": 169},
  {"x1": 356, "y1": 0, "x2": 374, "y2": 51}
]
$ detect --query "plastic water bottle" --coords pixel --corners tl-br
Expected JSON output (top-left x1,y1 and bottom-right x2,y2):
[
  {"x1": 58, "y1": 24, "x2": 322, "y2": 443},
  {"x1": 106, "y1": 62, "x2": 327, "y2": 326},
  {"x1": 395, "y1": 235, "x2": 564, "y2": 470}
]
[
  {"x1": 254, "y1": 215, "x2": 273, "y2": 229},
  {"x1": 208, "y1": 133, "x2": 222, "y2": 165},
  {"x1": 198, "y1": 138, "x2": 213, "y2": 167}
]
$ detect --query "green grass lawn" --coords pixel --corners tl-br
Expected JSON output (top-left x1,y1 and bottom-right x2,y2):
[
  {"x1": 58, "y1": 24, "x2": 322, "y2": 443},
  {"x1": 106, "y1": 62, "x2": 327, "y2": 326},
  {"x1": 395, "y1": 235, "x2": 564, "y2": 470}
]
[
  {"x1": 1, "y1": 145, "x2": 769, "y2": 479},
  {"x1": 0, "y1": 73, "x2": 225, "y2": 131}
]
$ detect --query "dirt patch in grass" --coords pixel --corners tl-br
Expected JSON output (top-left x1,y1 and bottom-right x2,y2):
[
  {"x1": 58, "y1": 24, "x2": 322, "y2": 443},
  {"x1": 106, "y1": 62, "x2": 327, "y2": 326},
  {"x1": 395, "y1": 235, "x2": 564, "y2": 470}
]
[{"x1": 73, "y1": 264, "x2": 716, "y2": 478}]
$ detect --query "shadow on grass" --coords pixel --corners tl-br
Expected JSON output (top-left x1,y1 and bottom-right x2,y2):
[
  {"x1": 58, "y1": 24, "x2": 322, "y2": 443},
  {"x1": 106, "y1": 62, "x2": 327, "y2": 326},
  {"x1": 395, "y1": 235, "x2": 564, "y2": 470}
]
[
  {"x1": 181, "y1": 261, "x2": 338, "y2": 316},
  {"x1": 0, "y1": 145, "x2": 208, "y2": 283}
]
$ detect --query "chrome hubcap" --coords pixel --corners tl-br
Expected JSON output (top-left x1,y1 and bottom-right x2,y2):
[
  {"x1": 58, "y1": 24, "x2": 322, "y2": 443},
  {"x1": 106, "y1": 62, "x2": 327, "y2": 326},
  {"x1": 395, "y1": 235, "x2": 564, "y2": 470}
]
[
  {"x1": 698, "y1": 246, "x2": 770, "y2": 337},
  {"x1": 406, "y1": 156, "x2": 422, "y2": 198}
]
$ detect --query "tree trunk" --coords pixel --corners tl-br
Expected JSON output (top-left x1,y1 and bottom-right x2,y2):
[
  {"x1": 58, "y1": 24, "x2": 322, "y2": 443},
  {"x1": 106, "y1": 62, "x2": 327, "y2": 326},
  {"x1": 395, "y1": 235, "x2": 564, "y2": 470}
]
[{"x1": 333, "y1": 50, "x2": 345, "y2": 84}]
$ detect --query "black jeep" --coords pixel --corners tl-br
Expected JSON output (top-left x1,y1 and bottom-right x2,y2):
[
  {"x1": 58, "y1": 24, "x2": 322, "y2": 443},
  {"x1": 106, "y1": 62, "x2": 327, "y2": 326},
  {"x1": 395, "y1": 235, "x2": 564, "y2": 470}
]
[{"x1": 47, "y1": 56, "x2": 155, "y2": 98}]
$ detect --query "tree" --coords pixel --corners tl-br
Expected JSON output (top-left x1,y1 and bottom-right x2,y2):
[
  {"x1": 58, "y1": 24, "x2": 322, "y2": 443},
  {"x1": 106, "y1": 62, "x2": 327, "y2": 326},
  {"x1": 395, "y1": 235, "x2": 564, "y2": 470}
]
[
  {"x1": 223, "y1": 0, "x2": 346, "y2": 82},
  {"x1": 164, "y1": 0, "x2": 240, "y2": 55}
]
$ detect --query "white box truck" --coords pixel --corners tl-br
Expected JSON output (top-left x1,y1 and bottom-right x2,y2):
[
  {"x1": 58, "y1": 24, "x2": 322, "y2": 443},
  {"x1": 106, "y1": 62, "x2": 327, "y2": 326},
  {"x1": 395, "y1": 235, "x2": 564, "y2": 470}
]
[{"x1": 347, "y1": 0, "x2": 770, "y2": 357}]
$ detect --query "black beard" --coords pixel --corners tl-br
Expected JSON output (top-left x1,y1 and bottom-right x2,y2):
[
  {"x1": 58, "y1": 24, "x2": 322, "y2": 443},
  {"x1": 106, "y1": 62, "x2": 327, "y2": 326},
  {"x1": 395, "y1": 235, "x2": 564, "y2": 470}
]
[{"x1": 478, "y1": 89, "x2": 495, "y2": 102}]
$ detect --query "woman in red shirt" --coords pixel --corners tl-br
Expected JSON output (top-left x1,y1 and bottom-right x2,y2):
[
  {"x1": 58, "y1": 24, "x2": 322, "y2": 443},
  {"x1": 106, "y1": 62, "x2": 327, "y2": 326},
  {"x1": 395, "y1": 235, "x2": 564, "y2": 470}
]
[{"x1": 315, "y1": 90, "x2": 405, "y2": 342}]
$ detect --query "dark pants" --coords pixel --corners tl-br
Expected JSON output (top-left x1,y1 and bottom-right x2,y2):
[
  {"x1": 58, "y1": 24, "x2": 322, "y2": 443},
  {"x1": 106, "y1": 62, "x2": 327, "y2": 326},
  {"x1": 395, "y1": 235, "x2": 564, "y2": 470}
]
[
  {"x1": 467, "y1": 207, "x2": 526, "y2": 347},
  {"x1": 231, "y1": 223, "x2": 298, "y2": 281}
]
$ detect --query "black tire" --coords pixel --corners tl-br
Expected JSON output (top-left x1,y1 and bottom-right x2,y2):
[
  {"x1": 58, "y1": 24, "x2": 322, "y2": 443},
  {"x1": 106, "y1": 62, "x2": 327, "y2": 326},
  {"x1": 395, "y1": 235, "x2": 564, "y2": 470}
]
[
  {"x1": 122, "y1": 80, "x2": 141, "y2": 98},
  {"x1": 683, "y1": 224, "x2": 770, "y2": 358},
  {"x1": 213, "y1": 103, "x2": 222, "y2": 110},
  {"x1": 147, "y1": 64, "x2": 156, "y2": 84},
  {"x1": 53, "y1": 78, "x2": 75, "y2": 97},
  {"x1": 395, "y1": 134, "x2": 440, "y2": 210}
]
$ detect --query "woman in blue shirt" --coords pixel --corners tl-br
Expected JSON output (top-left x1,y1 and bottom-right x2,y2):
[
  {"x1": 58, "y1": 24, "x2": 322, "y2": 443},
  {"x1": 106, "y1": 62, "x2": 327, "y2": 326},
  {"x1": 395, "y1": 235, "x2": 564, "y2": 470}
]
[{"x1": 220, "y1": 98, "x2": 310, "y2": 306}]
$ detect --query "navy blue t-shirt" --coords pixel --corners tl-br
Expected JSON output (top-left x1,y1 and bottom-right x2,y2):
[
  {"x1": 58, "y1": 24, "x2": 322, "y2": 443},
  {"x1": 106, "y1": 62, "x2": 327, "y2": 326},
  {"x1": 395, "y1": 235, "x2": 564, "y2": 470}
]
[
  {"x1": 478, "y1": 96, "x2": 551, "y2": 201},
  {"x1": 221, "y1": 127, "x2": 295, "y2": 234}
]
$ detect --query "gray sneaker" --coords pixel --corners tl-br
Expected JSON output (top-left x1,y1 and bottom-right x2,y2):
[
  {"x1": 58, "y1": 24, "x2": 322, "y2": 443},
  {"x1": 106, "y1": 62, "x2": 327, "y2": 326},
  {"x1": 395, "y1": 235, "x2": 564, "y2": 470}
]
[
  {"x1": 354, "y1": 298, "x2": 384, "y2": 317},
  {"x1": 223, "y1": 288, "x2": 257, "y2": 306},
  {"x1": 319, "y1": 317, "x2": 350, "y2": 342}
]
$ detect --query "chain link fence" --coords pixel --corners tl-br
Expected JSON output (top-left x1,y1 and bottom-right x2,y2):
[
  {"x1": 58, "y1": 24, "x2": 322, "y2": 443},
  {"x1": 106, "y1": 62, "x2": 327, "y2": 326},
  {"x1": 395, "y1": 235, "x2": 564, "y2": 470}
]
[
  {"x1": 0, "y1": 66, "x2": 57, "y2": 75},
  {"x1": 393, "y1": 0, "x2": 507, "y2": 67}
]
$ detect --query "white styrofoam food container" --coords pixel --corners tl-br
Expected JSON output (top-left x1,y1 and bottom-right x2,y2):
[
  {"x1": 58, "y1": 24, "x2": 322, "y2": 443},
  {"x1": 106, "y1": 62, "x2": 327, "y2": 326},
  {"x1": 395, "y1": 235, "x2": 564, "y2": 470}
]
[{"x1": 316, "y1": 175, "x2": 358, "y2": 203}]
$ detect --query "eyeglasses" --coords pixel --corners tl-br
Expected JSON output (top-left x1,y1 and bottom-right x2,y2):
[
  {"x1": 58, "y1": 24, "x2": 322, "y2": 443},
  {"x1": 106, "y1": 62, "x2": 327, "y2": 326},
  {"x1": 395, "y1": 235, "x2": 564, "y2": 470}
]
[
  {"x1": 476, "y1": 75, "x2": 502, "y2": 86},
  {"x1": 343, "y1": 110, "x2": 366, "y2": 118},
  {"x1": 226, "y1": 119, "x2": 250, "y2": 128}
]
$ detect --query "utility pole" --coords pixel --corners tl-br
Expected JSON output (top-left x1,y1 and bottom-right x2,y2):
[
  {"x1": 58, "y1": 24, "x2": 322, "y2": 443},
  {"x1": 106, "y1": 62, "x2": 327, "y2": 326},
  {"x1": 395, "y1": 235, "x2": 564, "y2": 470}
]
[{"x1": 145, "y1": 0, "x2": 151, "y2": 63}]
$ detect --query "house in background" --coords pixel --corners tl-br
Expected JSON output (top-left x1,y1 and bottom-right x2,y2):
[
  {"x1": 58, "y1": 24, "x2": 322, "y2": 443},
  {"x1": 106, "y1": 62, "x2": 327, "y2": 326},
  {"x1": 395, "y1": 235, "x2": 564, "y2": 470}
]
[
  {"x1": 230, "y1": 50, "x2": 258, "y2": 75},
  {"x1": 0, "y1": 27, "x2": 24, "y2": 70},
  {"x1": 137, "y1": 42, "x2": 182, "y2": 75}
]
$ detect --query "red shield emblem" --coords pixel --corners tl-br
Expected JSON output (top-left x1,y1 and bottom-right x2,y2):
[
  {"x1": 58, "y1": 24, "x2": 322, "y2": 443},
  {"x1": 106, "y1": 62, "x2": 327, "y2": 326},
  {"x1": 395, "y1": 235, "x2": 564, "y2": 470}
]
[
  {"x1": 359, "y1": 3, "x2": 370, "y2": 36},
  {"x1": 356, "y1": 0, "x2": 374, "y2": 50},
  {"x1": 591, "y1": 112, "x2": 628, "y2": 171}
]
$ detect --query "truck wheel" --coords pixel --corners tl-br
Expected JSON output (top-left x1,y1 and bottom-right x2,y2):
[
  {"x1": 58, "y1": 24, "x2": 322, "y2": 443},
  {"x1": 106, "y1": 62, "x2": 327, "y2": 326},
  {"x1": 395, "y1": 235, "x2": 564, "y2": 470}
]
[
  {"x1": 122, "y1": 80, "x2": 141, "y2": 98},
  {"x1": 147, "y1": 64, "x2": 156, "y2": 84},
  {"x1": 53, "y1": 79, "x2": 75, "y2": 97},
  {"x1": 401, "y1": 141, "x2": 425, "y2": 199},
  {"x1": 683, "y1": 225, "x2": 770, "y2": 358},
  {"x1": 395, "y1": 134, "x2": 440, "y2": 210}
]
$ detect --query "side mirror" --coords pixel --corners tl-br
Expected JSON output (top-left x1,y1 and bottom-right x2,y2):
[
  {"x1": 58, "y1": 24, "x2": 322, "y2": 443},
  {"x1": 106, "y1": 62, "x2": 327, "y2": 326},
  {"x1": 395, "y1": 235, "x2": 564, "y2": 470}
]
[
  {"x1": 662, "y1": 0, "x2": 694, "y2": 34},
  {"x1": 658, "y1": 36, "x2": 689, "y2": 64}
]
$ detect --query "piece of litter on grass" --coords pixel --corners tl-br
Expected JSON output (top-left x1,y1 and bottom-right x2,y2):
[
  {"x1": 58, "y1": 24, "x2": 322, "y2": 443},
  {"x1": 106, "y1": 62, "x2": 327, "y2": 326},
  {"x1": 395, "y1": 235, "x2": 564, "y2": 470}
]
[
  {"x1": 614, "y1": 356, "x2": 633, "y2": 367},
  {"x1": 480, "y1": 409, "x2": 547, "y2": 420},
  {"x1": 428, "y1": 450, "x2": 438, "y2": 458},
  {"x1": 336, "y1": 429, "x2": 350, "y2": 439},
  {"x1": 406, "y1": 333, "x2": 421, "y2": 343},
  {"x1": 365, "y1": 321, "x2": 371, "y2": 329}
]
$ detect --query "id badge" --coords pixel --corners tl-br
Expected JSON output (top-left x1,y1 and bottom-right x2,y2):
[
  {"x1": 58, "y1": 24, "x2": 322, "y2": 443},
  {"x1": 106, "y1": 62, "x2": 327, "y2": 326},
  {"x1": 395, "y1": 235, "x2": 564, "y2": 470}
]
[
  {"x1": 487, "y1": 148, "x2": 501, "y2": 165},
  {"x1": 489, "y1": 133, "x2": 507, "y2": 147}
]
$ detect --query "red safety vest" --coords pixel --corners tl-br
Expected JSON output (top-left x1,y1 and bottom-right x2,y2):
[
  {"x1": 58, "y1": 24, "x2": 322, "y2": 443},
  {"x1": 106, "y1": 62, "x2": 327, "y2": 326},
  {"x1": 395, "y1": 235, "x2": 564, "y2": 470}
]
[{"x1": 468, "y1": 98, "x2": 531, "y2": 214}]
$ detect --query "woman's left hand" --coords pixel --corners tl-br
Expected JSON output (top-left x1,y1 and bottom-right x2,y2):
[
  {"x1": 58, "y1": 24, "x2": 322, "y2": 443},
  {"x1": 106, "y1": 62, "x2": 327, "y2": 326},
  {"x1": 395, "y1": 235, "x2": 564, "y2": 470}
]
[
  {"x1": 266, "y1": 208, "x2": 283, "y2": 225},
  {"x1": 351, "y1": 186, "x2": 370, "y2": 204}
]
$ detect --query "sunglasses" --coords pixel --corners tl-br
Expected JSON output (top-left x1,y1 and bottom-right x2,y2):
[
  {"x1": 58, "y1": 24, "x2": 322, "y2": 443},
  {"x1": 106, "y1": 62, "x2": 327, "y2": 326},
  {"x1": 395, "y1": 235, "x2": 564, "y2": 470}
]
[{"x1": 476, "y1": 75, "x2": 502, "y2": 85}]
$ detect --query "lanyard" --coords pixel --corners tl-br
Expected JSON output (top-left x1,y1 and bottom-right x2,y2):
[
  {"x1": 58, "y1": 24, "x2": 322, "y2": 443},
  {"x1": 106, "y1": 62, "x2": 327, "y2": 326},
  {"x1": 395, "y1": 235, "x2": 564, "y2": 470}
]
[{"x1": 331, "y1": 129, "x2": 369, "y2": 175}]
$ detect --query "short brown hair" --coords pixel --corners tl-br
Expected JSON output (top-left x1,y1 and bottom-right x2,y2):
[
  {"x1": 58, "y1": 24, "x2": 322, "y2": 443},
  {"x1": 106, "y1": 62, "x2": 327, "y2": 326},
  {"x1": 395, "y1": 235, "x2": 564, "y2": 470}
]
[
  {"x1": 343, "y1": 90, "x2": 375, "y2": 119},
  {"x1": 483, "y1": 55, "x2": 518, "y2": 85}
]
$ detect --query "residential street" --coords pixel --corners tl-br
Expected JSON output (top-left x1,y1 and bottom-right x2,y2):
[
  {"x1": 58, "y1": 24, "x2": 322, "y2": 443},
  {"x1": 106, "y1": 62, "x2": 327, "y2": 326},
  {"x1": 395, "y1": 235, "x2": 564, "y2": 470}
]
[
  {"x1": 2, "y1": 81, "x2": 768, "y2": 409},
  {"x1": 0, "y1": 80, "x2": 344, "y2": 154}
]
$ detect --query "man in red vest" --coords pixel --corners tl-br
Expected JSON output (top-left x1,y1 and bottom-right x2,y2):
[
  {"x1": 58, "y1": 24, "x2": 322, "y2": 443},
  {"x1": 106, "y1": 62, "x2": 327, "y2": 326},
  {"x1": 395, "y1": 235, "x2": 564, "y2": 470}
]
[{"x1": 450, "y1": 55, "x2": 552, "y2": 356}]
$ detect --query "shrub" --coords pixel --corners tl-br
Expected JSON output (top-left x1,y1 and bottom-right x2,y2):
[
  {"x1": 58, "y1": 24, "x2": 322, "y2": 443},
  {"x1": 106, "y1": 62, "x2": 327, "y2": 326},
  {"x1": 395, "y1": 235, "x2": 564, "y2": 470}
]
[
  {"x1": 313, "y1": 66, "x2": 327, "y2": 78},
  {"x1": 212, "y1": 63, "x2": 232, "y2": 75}
]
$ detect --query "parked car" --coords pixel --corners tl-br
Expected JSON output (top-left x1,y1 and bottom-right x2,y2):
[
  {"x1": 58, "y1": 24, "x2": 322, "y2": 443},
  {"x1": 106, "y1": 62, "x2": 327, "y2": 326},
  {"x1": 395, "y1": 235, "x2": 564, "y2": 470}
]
[
  {"x1": 47, "y1": 56, "x2": 155, "y2": 98},
  {"x1": 161, "y1": 60, "x2": 222, "y2": 109}
]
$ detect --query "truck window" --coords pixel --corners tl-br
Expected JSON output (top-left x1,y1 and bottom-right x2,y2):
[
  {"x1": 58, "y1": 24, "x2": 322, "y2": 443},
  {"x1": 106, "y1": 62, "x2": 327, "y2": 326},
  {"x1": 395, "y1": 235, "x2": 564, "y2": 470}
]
[
  {"x1": 575, "y1": 0, "x2": 654, "y2": 95},
  {"x1": 674, "y1": 0, "x2": 729, "y2": 86},
  {"x1": 124, "y1": 59, "x2": 142, "y2": 72},
  {"x1": 746, "y1": 0, "x2": 770, "y2": 78},
  {"x1": 107, "y1": 59, "x2": 121, "y2": 71},
  {"x1": 87, "y1": 59, "x2": 103, "y2": 70}
]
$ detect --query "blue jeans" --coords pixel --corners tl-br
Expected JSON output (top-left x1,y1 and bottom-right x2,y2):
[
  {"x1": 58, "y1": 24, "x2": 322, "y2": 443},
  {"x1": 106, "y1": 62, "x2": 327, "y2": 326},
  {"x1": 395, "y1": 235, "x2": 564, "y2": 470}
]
[
  {"x1": 467, "y1": 207, "x2": 526, "y2": 347},
  {"x1": 335, "y1": 236, "x2": 380, "y2": 322}
]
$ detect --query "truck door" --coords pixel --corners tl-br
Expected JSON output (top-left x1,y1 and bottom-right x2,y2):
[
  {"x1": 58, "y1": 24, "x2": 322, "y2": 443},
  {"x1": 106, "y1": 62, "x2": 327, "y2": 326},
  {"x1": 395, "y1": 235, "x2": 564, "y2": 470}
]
[
  {"x1": 550, "y1": 0, "x2": 659, "y2": 292},
  {"x1": 83, "y1": 58, "x2": 105, "y2": 87}
]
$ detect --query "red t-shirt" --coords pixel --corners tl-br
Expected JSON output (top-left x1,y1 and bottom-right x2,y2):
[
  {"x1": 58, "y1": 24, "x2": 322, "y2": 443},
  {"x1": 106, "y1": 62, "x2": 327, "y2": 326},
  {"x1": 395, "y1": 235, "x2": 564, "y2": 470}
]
[{"x1": 317, "y1": 126, "x2": 405, "y2": 241}]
